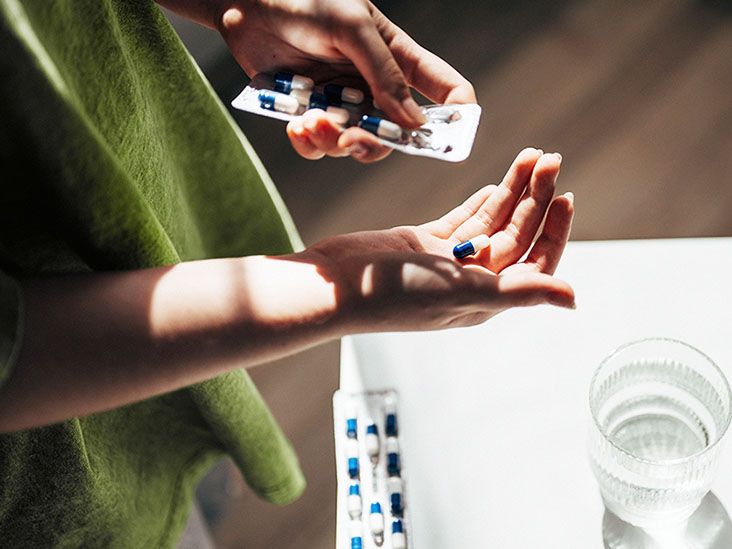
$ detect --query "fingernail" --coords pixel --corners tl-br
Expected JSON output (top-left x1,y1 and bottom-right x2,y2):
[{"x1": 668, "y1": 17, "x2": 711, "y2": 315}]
[
  {"x1": 537, "y1": 149, "x2": 544, "y2": 156},
  {"x1": 564, "y1": 191, "x2": 574, "y2": 203},
  {"x1": 348, "y1": 145, "x2": 368, "y2": 157},
  {"x1": 554, "y1": 152, "x2": 563, "y2": 162},
  {"x1": 402, "y1": 97, "x2": 427, "y2": 126},
  {"x1": 290, "y1": 120, "x2": 306, "y2": 137},
  {"x1": 303, "y1": 118, "x2": 319, "y2": 135},
  {"x1": 548, "y1": 292, "x2": 575, "y2": 309}
]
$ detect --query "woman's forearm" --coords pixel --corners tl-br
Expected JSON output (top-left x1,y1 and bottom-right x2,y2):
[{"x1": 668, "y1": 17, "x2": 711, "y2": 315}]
[{"x1": 0, "y1": 254, "x2": 345, "y2": 432}]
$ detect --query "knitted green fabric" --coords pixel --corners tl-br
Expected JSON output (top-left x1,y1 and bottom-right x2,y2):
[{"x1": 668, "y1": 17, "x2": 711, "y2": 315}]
[{"x1": 0, "y1": 0, "x2": 306, "y2": 546}]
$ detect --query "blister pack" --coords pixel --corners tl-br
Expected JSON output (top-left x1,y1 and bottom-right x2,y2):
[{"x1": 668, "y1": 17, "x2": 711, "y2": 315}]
[
  {"x1": 333, "y1": 390, "x2": 412, "y2": 549},
  {"x1": 232, "y1": 72, "x2": 481, "y2": 162}
]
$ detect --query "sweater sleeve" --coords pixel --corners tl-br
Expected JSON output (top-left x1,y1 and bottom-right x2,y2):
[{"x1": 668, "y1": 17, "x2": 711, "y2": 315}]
[{"x1": 0, "y1": 270, "x2": 23, "y2": 389}]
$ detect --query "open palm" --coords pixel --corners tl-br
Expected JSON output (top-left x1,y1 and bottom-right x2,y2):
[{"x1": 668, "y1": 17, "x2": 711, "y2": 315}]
[{"x1": 307, "y1": 148, "x2": 575, "y2": 331}]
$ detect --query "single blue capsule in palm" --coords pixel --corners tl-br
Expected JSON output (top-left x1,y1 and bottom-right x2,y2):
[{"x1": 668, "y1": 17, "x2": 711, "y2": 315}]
[{"x1": 453, "y1": 234, "x2": 491, "y2": 259}]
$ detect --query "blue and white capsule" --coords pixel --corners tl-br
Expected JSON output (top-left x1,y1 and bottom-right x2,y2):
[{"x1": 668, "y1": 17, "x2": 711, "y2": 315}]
[
  {"x1": 346, "y1": 408, "x2": 358, "y2": 439},
  {"x1": 273, "y1": 71, "x2": 314, "y2": 94},
  {"x1": 385, "y1": 401, "x2": 398, "y2": 437},
  {"x1": 258, "y1": 90, "x2": 300, "y2": 114},
  {"x1": 289, "y1": 90, "x2": 350, "y2": 124},
  {"x1": 346, "y1": 438, "x2": 360, "y2": 479},
  {"x1": 391, "y1": 520, "x2": 407, "y2": 549},
  {"x1": 365, "y1": 420, "x2": 380, "y2": 463},
  {"x1": 324, "y1": 83, "x2": 365, "y2": 105},
  {"x1": 349, "y1": 520, "x2": 364, "y2": 549},
  {"x1": 358, "y1": 115, "x2": 403, "y2": 141},
  {"x1": 386, "y1": 436, "x2": 401, "y2": 477},
  {"x1": 369, "y1": 502, "x2": 385, "y2": 543},
  {"x1": 453, "y1": 234, "x2": 491, "y2": 259},
  {"x1": 347, "y1": 483, "x2": 362, "y2": 519},
  {"x1": 388, "y1": 477, "x2": 404, "y2": 516}
]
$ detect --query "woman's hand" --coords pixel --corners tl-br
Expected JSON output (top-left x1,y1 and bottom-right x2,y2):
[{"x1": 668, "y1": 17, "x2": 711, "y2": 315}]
[
  {"x1": 214, "y1": 0, "x2": 476, "y2": 162},
  {"x1": 302, "y1": 148, "x2": 575, "y2": 331}
]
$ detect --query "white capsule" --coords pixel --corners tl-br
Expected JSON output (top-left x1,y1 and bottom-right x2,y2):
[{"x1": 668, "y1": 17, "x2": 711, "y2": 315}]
[
  {"x1": 387, "y1": 476, "x2": 403, "y2": 496},
  {"x1": 391, "y1": 520, "x2": 407, "y2": 549},
  {"x1": 470, "y1": 234, "x2": 491, "y2": 253},
  {"x1": 386, "y1": 436, "x2": 399, "y2": 454},
  {"x1": 290, "y1": 88, "x2": 313, "y2": 106},
  {"x1": 369, "y1": 502, "x2": 385, "y2": 542},
  {"x1": 346, "y1": 438, "x2": 359, "y2": 459},
  {"x1": 324, "y1": 83, "x2": 365, "y2": 105},
  {"x1": 274, "y1": 71, "x2": 314, "y2": 92},
  {"x1": 347, "y1": 484, "x2": 362, "y2": 519},
  {"x1": 359, "y1": 115, "x2": 403, "y2": 141},
  {"x1": 364, "y1": 421, "x2": 380, "y2": 462}
]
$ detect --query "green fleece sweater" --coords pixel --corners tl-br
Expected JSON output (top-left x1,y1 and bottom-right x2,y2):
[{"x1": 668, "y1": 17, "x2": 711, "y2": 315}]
[{"x1": 0, "y1": 0, "x2": 306, "y2": 546}]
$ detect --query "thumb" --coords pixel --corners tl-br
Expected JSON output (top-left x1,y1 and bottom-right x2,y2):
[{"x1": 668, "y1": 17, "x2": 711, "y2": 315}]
[{"x1": 496, "y1": 273, "x2": 576, "y2": 310}]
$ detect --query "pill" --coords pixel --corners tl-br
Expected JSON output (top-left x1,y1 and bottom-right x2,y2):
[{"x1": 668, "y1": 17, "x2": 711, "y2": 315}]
[
  {"x1": 358, "y1": 115, "x2": 403, "y2": 141},
  {"x1": 346, "y1": 413, "x2": 358, "y2": 439},
  {"x1": 324, "y1": 83, "x2": 365, "y2": 105},
  {"x1": 350, "y1": 520, "x2": 364, "y2": 549},
  {"x1": 273, "y1": 71, "x2": 314, "y2": 94},
  {"x1": 391, "y1": 520, "x2": 407, "y2": 549},
  {"x1": 258, "y1": 90, "x2": 300, "y2": 114},
  {"x1": 386, "y1": 437, "x2": 400, "y2": 476},
  {"x1": 369, "y1": 502, "x2": 385, "y2": 543},
  {"x1": 290, "y1": 90, "x2": 351, "y2": 124},
  {"x1": 385, "y1": 402, "x2": 398, "y2": 437},
  {"x1": 388, "y1": 477, "x2": 404, "y2": 516},
  {"x1": 365, "y1": 422, "x2": 380, "y2": 463},
  {"x1": 453, "y1": 234, "x2": 491, "y2": 259},
  {"x1": 347, "y1": 483, "x2": 362, "y2": 519},
  {"x1": 348, "y1": 457, "x2": 359, "y2": 479}
]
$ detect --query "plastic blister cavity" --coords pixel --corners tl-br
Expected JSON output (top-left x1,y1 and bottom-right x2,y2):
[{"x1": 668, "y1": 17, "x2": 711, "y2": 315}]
[
  {"x1": 231, "y1": 72, "x2": 481, "y2": 162},
  {"x1": 334, "y1": 390, "x2": 413, "y2": 549}
]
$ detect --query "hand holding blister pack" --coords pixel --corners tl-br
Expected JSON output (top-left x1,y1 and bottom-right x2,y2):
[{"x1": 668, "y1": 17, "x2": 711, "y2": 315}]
[
  {"x1": 334, "y1": 390, "x2": 412, "y2": 549},
  {"x1": 232, "y1": 72, "x2": 481, "y2": 162}
]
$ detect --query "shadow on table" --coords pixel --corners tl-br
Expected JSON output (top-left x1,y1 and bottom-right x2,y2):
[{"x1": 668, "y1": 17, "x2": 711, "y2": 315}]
[{"x1": 602, "y1": 492, "x2": 732, "y2": 549}]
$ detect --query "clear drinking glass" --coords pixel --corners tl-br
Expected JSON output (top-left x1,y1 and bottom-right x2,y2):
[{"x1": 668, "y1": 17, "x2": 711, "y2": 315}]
[{"x1": 589, "y1": 338, "x2": 732, "y2": 530}]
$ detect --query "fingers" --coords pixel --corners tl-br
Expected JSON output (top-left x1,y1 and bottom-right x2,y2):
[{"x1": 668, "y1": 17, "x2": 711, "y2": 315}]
[
  {"x1": 487, "y1": 152, "x2": 562, "y2": 270},
  {"x1": 338, "y1": 127, "x2": 393, "y2": 163},
  {"x1": 523, "y1": 192, "x2": 575, "y2": 275},
  {"x1": 453, "y1": 148, "x2": 543, "y2": 242},
  {"x1": 371, "y1": 8, "x2": 476, "y2": 105},
  {"x1": 287, "y1": 110, "x2": 392, "y2": 162},
  {"x1": 421, "y1": 184, "x2": 497, "y2": 237},
  {"x1": 496, "y1": 272, "x2": 576, "y2": 310},
  {"x1": 333, "y1": 15, "x2": 425, "y2": 128}
]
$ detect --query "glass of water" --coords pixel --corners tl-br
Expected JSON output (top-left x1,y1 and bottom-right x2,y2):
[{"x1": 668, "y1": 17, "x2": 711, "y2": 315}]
[{"x1": 589, "y1": 338, "x2": 732, "y2": 530}]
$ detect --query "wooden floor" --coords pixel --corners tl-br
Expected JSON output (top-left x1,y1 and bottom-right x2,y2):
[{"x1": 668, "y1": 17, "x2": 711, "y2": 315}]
[{"x1": 167, "y1": 0, "x2": 732, "y2": 546}]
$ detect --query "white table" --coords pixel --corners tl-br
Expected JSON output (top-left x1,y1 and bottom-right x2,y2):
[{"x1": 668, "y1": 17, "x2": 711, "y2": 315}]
[{"x1": 339, "y1": 238, "x2": 732, "y2": 548}]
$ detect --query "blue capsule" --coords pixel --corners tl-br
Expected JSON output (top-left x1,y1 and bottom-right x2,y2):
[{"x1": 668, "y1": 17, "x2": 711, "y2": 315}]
[
  {"x1": 273, "y1": 71, "x2": 314, "y2": 94},
  {"x1": 387, "y1": 453, "x2": 400, "y2": 476},
  {"x1": 358, "y1": 115, "x2": 403, "y2": 141},
  {"x1": 385, "y1": 412, "x2": 397, "y2": 437},
  {"x1": 348, "y1": 457, "x2": 359, "y2": 479},
  {"x1": 453, "y1": 234, "x2": 491, "y2": 259},
  {"x1": 390, "y1": 492, "x2": 403, "y2": 516},
  {"x1": 369, "y1": 502, "x2": 385, "y2": 540},
  {"x1": 258, "y1": 90, "x2": 300, "y2": 114},
  {"x1": 324, "y1": 83, "x2": 364, "y2": 105},
  {"x1": 386, "y1": 437, "x2": 400, "y2": 476},
  {"x1": 391, "y1": 519, "x2": 407, "y2": 549},
  {"x1": 346, "y1": 417, "x2": 358, "y2": 439}
]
